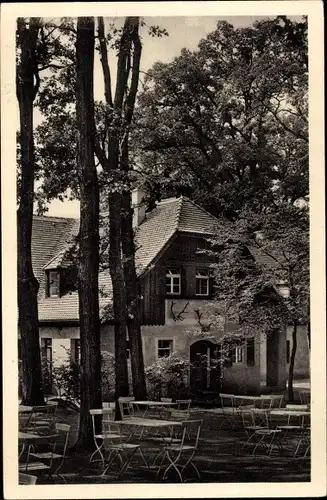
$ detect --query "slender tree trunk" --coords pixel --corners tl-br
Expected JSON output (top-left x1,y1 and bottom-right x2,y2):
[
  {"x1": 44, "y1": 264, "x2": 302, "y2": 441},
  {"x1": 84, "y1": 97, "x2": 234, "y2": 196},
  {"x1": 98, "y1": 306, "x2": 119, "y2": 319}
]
[
  {"x1": 17, "y1": 17, "x2": 44, "y2": 406},
  {"x1": 287, "y1": 320, "x2": 297, "y2": 402},
  {"x1": 76, "y1": 16, "x2": 102, "y2": 449},
  {"x1": 109, "y1": 192, "x2": 130, "y2": 417},
  {"x1": 121, "y1": 187, "x2": 147, "y2": 400}
]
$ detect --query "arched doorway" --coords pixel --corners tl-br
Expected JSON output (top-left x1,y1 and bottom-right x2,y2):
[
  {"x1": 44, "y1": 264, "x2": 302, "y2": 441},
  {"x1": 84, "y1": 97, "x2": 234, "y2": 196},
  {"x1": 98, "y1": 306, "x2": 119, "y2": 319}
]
[{"x1": 190, "y1": 340, "x2": 221, "y2": 393}]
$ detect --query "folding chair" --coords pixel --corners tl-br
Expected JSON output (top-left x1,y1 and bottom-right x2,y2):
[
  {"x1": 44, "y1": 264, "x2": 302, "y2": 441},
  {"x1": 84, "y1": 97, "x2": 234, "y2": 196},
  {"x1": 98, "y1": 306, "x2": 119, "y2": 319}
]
[
  {"x1": 118, "y1": 397, "x2": 135, "y2": 419},
  {"x1": 19, "y1": 472, "x2": 37, "y2": 485},
  {"x1": 101, "y1": 422, "x2": 149, "y2": 479},
  {"x1": 29, "y1": 423, "x2": 70, "y2": 482},
  {"x1": 277, "y1": 412, "x2": 310, "y2": 458},
  {"x1": 219, "y1": 394, "x2": 237, "y2": 430},
  {"x1": 26, "y1": 404, "x2": 58, "y2": 433},
  {"x1": 19, "y1": 444, "x2": 51, "y2": 475},
  {"x1": 157, "y1": 398, "x2": 173, "y2": 419},
  {"x1": 157, "y1": 420, "x2": 203, "y2": 482},
  {"x1": 256, "y1": 395, "x2": 283, "y2": 410},
  {"x1": 251, "y1": 410, "x2": 283, "y2": 456},
  {"x1": 176, "y1": 399, "x2": 191, "y2": 411},
  {"x1": 238, "y1": 408, "x2": 270, "y2": 454},
  {"x1": 89, "y1": 409, "x2": 120, "y2": 466}
]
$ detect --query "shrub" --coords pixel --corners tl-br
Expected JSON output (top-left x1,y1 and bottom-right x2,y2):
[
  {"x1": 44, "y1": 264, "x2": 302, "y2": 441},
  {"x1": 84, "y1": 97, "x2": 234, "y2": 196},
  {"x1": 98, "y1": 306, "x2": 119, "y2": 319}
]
[{"x1": 145, "y1": 354, "x2": 190, "y2": 400}]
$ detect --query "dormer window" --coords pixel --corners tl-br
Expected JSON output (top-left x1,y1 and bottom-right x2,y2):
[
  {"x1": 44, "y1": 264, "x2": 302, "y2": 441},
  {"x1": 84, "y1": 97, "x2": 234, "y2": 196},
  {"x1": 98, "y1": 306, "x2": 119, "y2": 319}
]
[
  {"x1": 166, "y1": 269, "x2": 181, "y2": 295},
  {"x1": 196, "y1": 269, "x2": 210, "y2": 296},
  {"x1": 48, "y1": 270, "x2": 60, "y2": 297}
]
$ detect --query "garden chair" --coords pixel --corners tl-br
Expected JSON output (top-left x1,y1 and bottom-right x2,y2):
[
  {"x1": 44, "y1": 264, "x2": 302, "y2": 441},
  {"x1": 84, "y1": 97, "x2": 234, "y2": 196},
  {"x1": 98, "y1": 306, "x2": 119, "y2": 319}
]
[
  {"x1": 239, "y1": 408, "x2": 273, "y2": 454},
  {"x1": 29, "y1": 423, "x2": 71, "y2": 482},
  {"x1": 218, "y1": 393, "x2": 237, "y2": 430},
  {"x1": 251, "y1": 410, "x2": 283, "y2": 457},
  {"x1": 26, "y1": 403, "x2": 58, "y2": 433},
  {"x1": 19, "y1": 472, "x2": 37, "y2": 485},
  {"x1": 19, "y1": 444, "x2": 51, "y2": 475},
  {"x1": 277, "y1": 411, "x2": 310, "y2": 458},
  {"x1": 89, "y1": 409, "x2": 121, "y2": 466},
  {"x1": 256, "y1": 395, "x2": 284, "y2": 409},
  {"x1": 176, "y1": 399, "x2": 191, "y2": 411},
  {"x1": 118, "y1": 397, "x2": 135, "y2": 420},
  {"x1": 157, "y1": 420, "x2": 203, "y2": 482},
  {"x1": 101, "y1": 422, "x2": 149, "y2": 479}
]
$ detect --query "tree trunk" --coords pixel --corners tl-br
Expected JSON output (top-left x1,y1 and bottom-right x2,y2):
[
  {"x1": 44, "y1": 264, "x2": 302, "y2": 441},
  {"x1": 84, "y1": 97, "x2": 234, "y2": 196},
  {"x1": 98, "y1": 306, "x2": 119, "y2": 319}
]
[
  {"x1": 76, "y1": 16, "x2": 102, "y2": 449},
  {"x1": 17, "y1": 17, "x2": 44, "y2": 406},
  {"x1": 287, "y1": 320, "x2": 297, "y2": 402},
  {"x1": 121, "y1": 188, "x2": 147, "y2": 400},
  {"x1": 109, "y1": 192, "x2": 130, "y2": 417}
]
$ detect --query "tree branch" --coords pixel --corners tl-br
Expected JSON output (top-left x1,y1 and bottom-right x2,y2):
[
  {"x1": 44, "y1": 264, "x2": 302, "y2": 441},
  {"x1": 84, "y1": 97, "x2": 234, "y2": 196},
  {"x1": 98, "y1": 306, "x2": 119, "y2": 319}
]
[{"x1": 97, "y1": 17, "x2": 113, "y2": 108}]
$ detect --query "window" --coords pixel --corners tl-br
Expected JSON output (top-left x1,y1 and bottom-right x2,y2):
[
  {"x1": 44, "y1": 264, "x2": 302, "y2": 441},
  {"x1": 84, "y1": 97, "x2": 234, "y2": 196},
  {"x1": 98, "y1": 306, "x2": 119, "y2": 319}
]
[
  {"x1": 157, "y1": 339, "x2": 173, "y2": 358},
  {"x1": 41, "y1": 338, "x2": 52, "y2": 363},
  {"x1": 246, "y1": 338, "x2": 255, "y2": 366},
  {"x1": 71, "y1": 339, "x2": 81, "y2": 364},
  {"x1": 48, "y1": 271, "x2": 60, "y2": 297},
  {"x1": 286, "y1": 340, "x2": 290, "y2": 363},
  {"x1": 166, "y1": 269, "x2": 181, "y2": 295},
  {"x1": 196, "y1": 269, "x2": 210, "y2": 296},
  {"x1": 232, "y1": 346, "x2": 244, "y2": 363}
]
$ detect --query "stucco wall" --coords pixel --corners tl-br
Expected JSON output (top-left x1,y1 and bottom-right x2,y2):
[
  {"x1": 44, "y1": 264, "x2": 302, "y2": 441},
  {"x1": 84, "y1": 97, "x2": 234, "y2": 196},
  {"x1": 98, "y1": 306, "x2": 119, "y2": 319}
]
[
  {"x1": 39, "y1": 325, "x2": 79, "y2": 366},
  {"x1": 286, "y1": 324, "x2": 310, "y2": 378},
  {"x1": 38, "y1": 321, "x2": 287, "y2": 395}
]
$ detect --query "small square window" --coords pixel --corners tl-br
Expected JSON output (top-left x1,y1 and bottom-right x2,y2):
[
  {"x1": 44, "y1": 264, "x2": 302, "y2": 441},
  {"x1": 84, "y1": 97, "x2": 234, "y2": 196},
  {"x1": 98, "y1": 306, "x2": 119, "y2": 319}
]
[{"x1": 157, "y1": 339, "x2": 173, "y2": 358}]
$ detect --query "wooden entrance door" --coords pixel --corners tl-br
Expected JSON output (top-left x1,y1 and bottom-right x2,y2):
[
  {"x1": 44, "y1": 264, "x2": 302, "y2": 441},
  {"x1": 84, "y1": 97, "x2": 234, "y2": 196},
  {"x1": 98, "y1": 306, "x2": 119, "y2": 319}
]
[{"x1": 190, "y1": 341, "x2": 221, "y2": 393}]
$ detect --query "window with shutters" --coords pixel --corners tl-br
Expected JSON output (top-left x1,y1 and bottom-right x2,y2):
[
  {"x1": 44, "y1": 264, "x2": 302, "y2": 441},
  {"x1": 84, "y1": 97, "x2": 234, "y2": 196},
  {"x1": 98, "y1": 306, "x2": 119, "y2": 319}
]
[
  {"x1": 246, "y1": 338, "x2": 255, "y2": 366},
  {"x1": 41, "y1": 338, "x2": 52, "y2": 363},
  {"x1": 71, "y1": 339, "x2": 81, "y2": 364},
  {"x1": 48, "y1": 270, "x2": 60, "y2": 297},
  {"x1": 166, "y1": 269, "x2": 181, "y2": 295},
  {"x1": 232, "y1": 346, "x2": 244, "y2": 363}
]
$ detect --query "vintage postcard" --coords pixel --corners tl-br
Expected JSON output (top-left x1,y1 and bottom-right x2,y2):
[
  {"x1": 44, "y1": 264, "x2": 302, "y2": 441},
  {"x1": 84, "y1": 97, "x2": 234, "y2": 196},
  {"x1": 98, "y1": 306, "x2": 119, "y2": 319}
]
[{"x1": 1, "y1": 1, "x2": 325, "y2": 498}]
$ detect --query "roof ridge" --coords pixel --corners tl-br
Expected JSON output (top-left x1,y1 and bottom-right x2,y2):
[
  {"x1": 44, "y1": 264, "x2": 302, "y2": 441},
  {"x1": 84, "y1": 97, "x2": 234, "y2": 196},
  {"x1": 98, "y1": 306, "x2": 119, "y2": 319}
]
[
  {"x1": 33, "y1": 214, "x2": 78, "y2": 222},
  {"x1": 181, "y1": 196, "x2": 219, "y2": 224},
  {"x1": 174, "y1": 195, "x2": 184, "y2": 230}
]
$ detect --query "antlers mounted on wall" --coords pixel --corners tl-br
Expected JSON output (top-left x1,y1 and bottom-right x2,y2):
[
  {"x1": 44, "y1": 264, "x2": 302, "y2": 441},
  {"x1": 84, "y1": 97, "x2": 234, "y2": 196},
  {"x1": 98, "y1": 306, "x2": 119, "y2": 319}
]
[
  {"x1": 194, "y1": 308, "x2": 213, "y2": 332},
  {"x1": 170, "y1": 301, "x2": 189, "y2": 322}
]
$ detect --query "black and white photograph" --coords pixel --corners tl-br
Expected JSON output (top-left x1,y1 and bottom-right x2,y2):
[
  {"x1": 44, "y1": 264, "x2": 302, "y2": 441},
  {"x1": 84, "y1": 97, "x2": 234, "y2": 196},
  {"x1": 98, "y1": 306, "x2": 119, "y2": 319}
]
[{"x1": 1, "y1": 1, "x2": 325, "y2": 498}]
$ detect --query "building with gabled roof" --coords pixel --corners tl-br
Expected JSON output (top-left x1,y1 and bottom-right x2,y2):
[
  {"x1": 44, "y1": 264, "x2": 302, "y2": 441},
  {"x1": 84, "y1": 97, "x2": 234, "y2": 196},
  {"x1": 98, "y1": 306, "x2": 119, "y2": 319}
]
[{"x1": 22, "y1": 191, "x2": 297, "y2": 397}]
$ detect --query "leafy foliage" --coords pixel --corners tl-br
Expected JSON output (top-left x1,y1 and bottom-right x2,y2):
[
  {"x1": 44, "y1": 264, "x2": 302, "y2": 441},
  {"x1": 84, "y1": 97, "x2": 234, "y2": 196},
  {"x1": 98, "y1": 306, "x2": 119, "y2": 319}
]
[
  {"x1": 132, "y1": 17, "x2": 308, "y2": 218},
  {"x1": 145, "y1": 354, "x2": 190, "y2": 400}
]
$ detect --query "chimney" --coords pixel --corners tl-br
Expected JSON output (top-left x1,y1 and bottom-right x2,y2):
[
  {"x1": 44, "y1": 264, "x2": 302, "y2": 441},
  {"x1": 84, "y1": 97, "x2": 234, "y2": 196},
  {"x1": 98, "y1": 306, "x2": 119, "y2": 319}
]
[{"x1": 132, "y1": 188, "x2": 146, "y2": 227}]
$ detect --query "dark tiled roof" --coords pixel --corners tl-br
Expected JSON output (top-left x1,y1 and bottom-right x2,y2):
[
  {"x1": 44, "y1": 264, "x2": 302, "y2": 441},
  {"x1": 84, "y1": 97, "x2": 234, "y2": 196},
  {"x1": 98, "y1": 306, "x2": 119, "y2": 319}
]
[
  {"x1": 32, "y1": 216, "x2": 79, "y2": 300},
  {"x1": 32, "y1": 196, "x2": 263, "y2": 323}
]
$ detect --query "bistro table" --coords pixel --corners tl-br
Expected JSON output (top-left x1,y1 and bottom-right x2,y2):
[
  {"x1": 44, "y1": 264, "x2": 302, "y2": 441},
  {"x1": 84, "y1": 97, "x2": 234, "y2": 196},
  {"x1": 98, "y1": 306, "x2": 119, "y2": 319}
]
[
  {"x1": 19, "y1": 406, "x2": 33, "y2": 413},
  {"x1": 131, "y1": 401, "x2": 177, "y2": 418},
  {"x1": 112, "y1": 418, "x2": 183, "y2": 474}
]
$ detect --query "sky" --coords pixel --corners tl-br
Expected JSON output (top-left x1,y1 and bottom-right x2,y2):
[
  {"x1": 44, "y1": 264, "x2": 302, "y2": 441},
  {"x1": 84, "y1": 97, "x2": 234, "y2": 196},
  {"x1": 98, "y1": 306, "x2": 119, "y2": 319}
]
[{"x1": 38, "y1": 15, "x2": 302, "y2": 218}]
